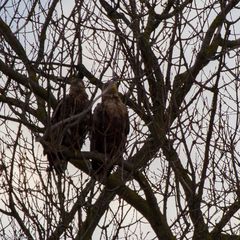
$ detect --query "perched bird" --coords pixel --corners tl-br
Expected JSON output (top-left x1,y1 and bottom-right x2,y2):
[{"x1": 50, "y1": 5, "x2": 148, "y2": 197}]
[
  {"x1": 44, "y1": 75, "x2": 91, "y2": 174},
  {"x1": 90, "y1": 80, "x2": 129, "y2": 176}
]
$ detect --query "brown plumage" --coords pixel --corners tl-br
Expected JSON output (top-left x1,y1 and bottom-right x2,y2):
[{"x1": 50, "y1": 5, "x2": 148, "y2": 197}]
[
  {"x1": 44, "y1": 77, "x2": 91, "y2": 174},
  {"x1": 90, "y1": 81, "x2": 129, "y2": 175}
]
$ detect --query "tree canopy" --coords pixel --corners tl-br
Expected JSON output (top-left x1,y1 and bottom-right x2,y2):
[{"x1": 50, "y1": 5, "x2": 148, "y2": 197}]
[{"x1": 0, "y1": 1, "x2": 240, "y2": 239}]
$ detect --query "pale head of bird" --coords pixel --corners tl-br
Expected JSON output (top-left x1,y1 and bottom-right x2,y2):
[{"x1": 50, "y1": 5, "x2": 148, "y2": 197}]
[{"x1": 102, "y1": 80, "x2": 119, "y2": 101}]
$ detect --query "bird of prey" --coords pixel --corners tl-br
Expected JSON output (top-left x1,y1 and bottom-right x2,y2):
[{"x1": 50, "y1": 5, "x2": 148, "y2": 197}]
[
  {"x1": 44, "y1": 76, "x2": 91, "y2": 174},
  {"x1": 90, "y1": 80, "x2": 129, "y2": 176}
]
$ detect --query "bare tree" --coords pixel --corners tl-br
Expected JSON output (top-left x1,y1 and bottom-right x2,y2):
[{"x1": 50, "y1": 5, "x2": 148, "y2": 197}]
[{"x1": 0, "y1": 0, "x2": 240, "y2": 239}]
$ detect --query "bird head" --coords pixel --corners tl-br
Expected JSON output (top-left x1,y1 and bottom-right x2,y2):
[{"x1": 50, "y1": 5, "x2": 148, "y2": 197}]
[
  {"x1": 69, "y1": 76, "x2": 85, "y2": 96},
  {"x1": 102, "y1": 80, "x2": 118, "y2": 95}
]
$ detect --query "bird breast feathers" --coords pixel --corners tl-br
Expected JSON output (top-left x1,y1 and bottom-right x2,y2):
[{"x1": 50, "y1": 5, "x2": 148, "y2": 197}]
[{"x1": 103, "y1": 100, "x2": 127, "y2": 118}]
